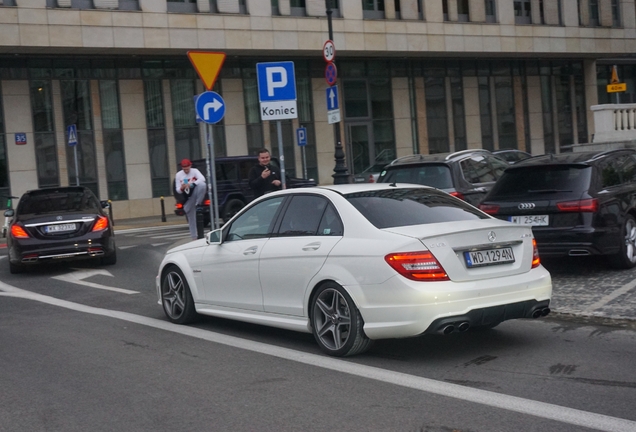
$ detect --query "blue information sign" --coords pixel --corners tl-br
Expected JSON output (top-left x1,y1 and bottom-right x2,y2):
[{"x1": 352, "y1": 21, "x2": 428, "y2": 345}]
[
  {"x1": 256, "y1": 61, "x2": 297, "y2": 102},
  {"x1": 296, "y1": 127, "x2": 307, "y2": 147},
  {"x1": 67, "y1": 124, "x2": 78, "y2": 147},
  {"x1": 14, "y1": 133, "x2": 27, "y2": 145},
  {"x1": 326, "y1": 85, "x2": 339, "y2": 111},
  {"x1": 195, "y1": 91, "x2": 226, "y2": 124}
]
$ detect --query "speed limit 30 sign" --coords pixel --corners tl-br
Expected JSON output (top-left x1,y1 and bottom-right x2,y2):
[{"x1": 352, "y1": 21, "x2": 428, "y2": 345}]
[{"x1": 323, "y1": 40, "x2": 336, "y2": 63}]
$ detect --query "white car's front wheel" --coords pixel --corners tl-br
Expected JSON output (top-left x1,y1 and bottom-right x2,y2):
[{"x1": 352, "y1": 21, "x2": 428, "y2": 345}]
[
  {"x1": 161, "y1": 266, "x2": 198, "y2": 324},
  {"x1": 310, "y1": 282, "x2": 372, "y2": 357}
]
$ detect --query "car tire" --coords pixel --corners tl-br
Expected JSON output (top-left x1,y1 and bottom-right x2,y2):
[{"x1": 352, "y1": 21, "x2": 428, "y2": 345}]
[
  {"x1": 222, "y1": 199, "x2": 244, "y2": 222},
  {"x1": 9, "y1": 261, "x2": 24, "y2": 274},
  {"x1": 161, "y1": 265, "x2": 198, "y2": 324},
  {"x1": 608, "y1": 214, "x2": 636, "y2": 269},
  {"x1": 101, "y1": 249, "x2": 117, "y2": 266},
  {"x1": 310, "y1": 282, "x2": 373, "y2": 357}
]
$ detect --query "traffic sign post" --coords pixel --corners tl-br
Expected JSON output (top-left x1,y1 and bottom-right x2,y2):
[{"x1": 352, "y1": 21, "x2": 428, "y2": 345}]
[
  {"x1": 67, "y1": 124, "x2": 80, "y2": 186},
  {"x1": 323, "y1": 40, "x2": 335, "y2": 63},
  {"x1": 188, "y1": 51, "x2": 227, "y2": 229},
  {"x1": 257, "y1": 61, "x2": 300, "y2": 189}
]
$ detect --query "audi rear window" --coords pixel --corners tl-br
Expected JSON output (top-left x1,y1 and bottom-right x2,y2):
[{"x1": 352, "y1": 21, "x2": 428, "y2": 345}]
[
  {"x1": 487, "y1": 165, "x2": 592, "y2": 198},
  {"x1": 345, "y1": 188, "x2": 488, "y2": 229},
  {"x1": 18, "y1": 190, "x2": 100, "y2": 215}
]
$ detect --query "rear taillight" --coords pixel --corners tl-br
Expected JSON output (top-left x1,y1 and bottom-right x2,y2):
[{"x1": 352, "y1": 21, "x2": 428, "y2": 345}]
[
  {"x1": 11, "y1": 225, "x2": 29, "y2": 239},
  {"x1": 450, "y1": 191, "x2": 465, "y2": 201},
  {"x1": 368, "y1": 175, "x2": 375, "y2": 183},
  {"x1": 532, "y1": 239, "x2": 540, "y2": 268},
  {"x1": 556, "y1": 198, "x2": 598, "y2": 213},
  {"x1": 175, "y1": 203, "x2": 183, "y2": 210},
  {"x1": 479, "y1": 204, "x2": 500, "y2": 215},
  {"x1": 384, "y1": 251, "x2": 449, "y2": 281},
  {"x1": 203, "y1": 199, "x2": 211, "y2": 206},
  {"x1": 92, "y1": 216, "x2": 109, "y2": 232}
]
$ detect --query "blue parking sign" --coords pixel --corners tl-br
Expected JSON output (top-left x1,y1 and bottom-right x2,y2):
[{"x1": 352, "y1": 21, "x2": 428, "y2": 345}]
[
  {"x1": 257, "y1": 61, "x2": 296, "y2": 102},
  {"x1": 296, "y1": 127, "x2": 307, "y2": 147}
]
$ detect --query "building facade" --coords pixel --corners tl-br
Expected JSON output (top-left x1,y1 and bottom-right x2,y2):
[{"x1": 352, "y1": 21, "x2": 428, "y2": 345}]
[{"x1": 1, "y1": 0, "x2": 635, "y2": 218}]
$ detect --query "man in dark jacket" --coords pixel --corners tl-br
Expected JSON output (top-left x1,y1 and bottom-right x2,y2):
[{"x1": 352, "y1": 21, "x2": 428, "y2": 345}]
[{"x1": 248, "y1": 149, "x2": 282, "y2": 198}]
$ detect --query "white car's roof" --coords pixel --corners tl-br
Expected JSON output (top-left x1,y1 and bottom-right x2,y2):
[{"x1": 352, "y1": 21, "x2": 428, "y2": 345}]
[{"x1": 317, "y1": 183, "x2": 431, "y2": 194}]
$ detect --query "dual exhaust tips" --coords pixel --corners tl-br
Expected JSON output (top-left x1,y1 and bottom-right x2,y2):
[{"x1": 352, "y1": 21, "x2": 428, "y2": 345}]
[
  {"x1": 441, "y1": 321, "x2": 470, "y2": 335},
  {"x1": 532, "y1": 307, "x2": 551, "y2": 319}
]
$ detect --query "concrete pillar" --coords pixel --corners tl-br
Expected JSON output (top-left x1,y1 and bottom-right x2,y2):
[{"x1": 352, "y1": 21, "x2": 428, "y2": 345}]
[
  {"x1": 495, "y1": 0, "x2": 514, "y2": 24},
  {"x1": 306, "y1": 0, "x2": 326, "y2": 17},
  {"x1": 90, "y1": 80, "x2": 108, "y2": 201},
  {"x1": 445, "y1": 77, "x2": 455, "y2": 152},
  {"x1": 424, "y1": 0, "x2": 444, "y2": 22},
  {"x1": 448, "y1": 0, "x2": 459, "y2": 21},
  {"x1": 563, "y1": 0, "x2": 580, "y2": 26},
  {"x1": 139, "y1": 0, "x2": 166, "y2": 13},
  {"x1": 530, "y1": 0, "x2": 541, "y2": 24},
  {"x1": 196, "y1": 0, "x2": 210, "y2": 13},
  {"x1": 217, "y1": 0, "x2": 240, "y2": 14},
  {"x1": 579, "y1": 0, "x2": 590, "y2": 26},
  {"x1": 570, "y1": 75, "x2": 579, "y2": 144},
  {"x1": 400, "y1": 0, "x2": 420, "y2": 20},
  {"x1": 415, "y1": 77, "x2": 429, "y2": 154},
  {"x1": 543, "y1": 0, "x2": 560, "y2": 25},
  {"x1": 278, "y1": 0, "x2": 290, "y2": 15},
  {"x1": 622, "y1": 0, "x2": 636, "y2": 28},
  {"x1": 526, "y1": 76, "x2": 545, "y2": 155},
  {"x1": 219, "y1": 78, "x2": 248, "y2": 156},
  {"x1": 599, "y1": 0, "x2": 613, "y2": 26},
  {"x1": 385, "y1": 0, "x2": 396, "y2": 19},
  {"x1": 584, "y1": 60, "x2": 598, "y2": 142},
  {"x1": 341, "y1": 0, "x2": 363, "y2": 19},
  {"x1": 513, "y1": 76, "x2": 526, "y2": 151},
  {"x1": 463, "y1": 76, "x2": 482, "y2": 150},
  {"x1": 550, "y1": 75, "x2": 560, "y2": 153},
  {"x1": 392, "y1": 77, "x2": 413, "y2": 158},
  {"x1": 489, "y1": 78, "x2": 500, "y2": 150},
  {"x1": 162, "y1": 80, "x2": 176, "y2": 186},
  {"x1": 245, "y1": 0, "x2": 272, "y2": 16},
  {"x1": 15, "y1": 0, "x2": 47, "y2": 7},
  {"x1": 312, "y1": 77, "x2": 334, "y2": 184},
  {"x1": 52, "y1": 80, "x2": 69, "y2": 187},
  {"x1": 468, "y1": 0, "x2": 486, "y2": 22}
]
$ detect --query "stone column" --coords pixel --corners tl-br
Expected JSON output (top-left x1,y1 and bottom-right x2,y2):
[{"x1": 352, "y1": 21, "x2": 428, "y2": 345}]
[
  {"x1": 424, "y1": 0, "x2": 444, "y2": 22},
  {"x1": 217, "y1": 0, "x2": 240, "y2": 14},
  {"x1": 306, "y1": 0, "x2": 326, "y2": 17},
  {"x1": 621, "y1": 0, "x2": 636, "y2": 28},
  {"x1": 584, "y1": 59, "x2": 598, "y2": 142},
  {"x1": 550, "y1": 75, "x2": 560, "y2": 153},
  {"x1": 513, "y1": 76, "x2": 526, "y2": 151},
  {"x1": 543, "y1": 0, "x2": 560, "y2": 25},
  {"x1": 570, "y1": 75, "x2": 579, "y2": 144},
  {"x1": 385, "y1": 0, "x2": 396, "y2": 19},
  {"x1": 526, "y1": 76, "x2": 545, "y2": 155},
  {"x1": 341, "y1": 0, "x2": 363, "y2": 19},
  {"x1": 15, "y1": 0, "x2": 47, "y2": 7},
  {"x1": 463, "y1": 76, "x2": 482, "y2": 149},
  {"x1": 392, "y1": 78, "x2": 413, "y2": 157},
  {"x1": 579, "y1": 0, "x2": 590, "y2": 26},
  {"x1": 221, "y1": 79, "x2": 249, "y2": 156},
  {"x1": 445, "y1": 77, "x2": 456, "y2": 152},
  {"x1": 489, "y1": 78, "x2": 499, "y2": 150},
  {"x1": 139, "y1": 0, "x2": 166, "y2": 13},
  {"x1": 599, "y1": 0, "x2": 613, "y2": 26},
  {"x1": 52, "y1": 80, "x2": 69, "y2": 187},
  {"x1": 400, "y1": 0, "x2": 420, "y2": 20},
  {"x1": 563, "y1": 0, "x2": 580, "y2": 26},
  {"x1": 90, "y1": 80, "x2": 108, "y2": 200},
  {"x1": 448, "y1": 0, "x2": 459, "y2": 21},
  {"x1": 468, "y1": 0, "x2": 486, "y2": 22},
  {"x1": 531, "y1": 0, "x2": 542, "y2": 24},
  {"x1": 415, "y1": 77, "x2": 429, "y2": 154},
  {"x1": 495, "y1": 0, "x2": 514, "y2": 25}
]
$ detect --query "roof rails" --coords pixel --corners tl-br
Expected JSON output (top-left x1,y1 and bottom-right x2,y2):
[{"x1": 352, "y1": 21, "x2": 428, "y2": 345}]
[
  {"x1": 388, "y1": 154, "x2": 428, "y2": 166},
  {"x1": 444, "y1": 149, "x2": 491, "y2": 160}
]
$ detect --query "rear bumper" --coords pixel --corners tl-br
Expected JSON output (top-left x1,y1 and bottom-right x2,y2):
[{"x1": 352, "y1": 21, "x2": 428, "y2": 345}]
[
  {"x1": 533, "y1": 226, "x2": 618, "y2": 257},
  {"x1": 9, "y1": 233, "x2": 115, "y2": 265}
]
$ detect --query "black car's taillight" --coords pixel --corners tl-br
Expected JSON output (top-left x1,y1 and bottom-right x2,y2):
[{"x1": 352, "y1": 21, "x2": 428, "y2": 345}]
[
  {"x1": 556, "y1": 198, "x2": 598, "y2": 213},
  {"x1": 92, "y1": 216, "x2": 109, "y2": 232},
  {"x1": 11, "y1": 224, "x2": 30, "y2": 239},
  {"x1": 479, "y1": 203, "x2": 500, "y2": 215}
]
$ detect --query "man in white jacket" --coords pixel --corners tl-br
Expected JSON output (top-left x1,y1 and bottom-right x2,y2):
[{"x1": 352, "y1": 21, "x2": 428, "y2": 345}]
[{"x1": 175, "y1": 159, "x2": 206, "y2": 239}]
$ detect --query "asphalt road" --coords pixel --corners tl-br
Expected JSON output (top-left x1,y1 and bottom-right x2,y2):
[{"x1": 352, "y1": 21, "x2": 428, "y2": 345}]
[{"x1": 1, "y1": 225, "x2": 635, "y2": 432}]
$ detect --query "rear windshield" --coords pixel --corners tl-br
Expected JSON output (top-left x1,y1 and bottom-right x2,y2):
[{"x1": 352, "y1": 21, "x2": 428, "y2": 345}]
[
  {"x1": 488, "y1": 165, "x2": 592, "y2": 198},
  {"x1": 18, "y1": 190, "x2": 100, "y2": 215},
  {"x1": 378, "y1": 165, "x2": 453, "y2": 189},
  {"x1": 345, "y1": 188, "x2": 488, "y2": 229}
]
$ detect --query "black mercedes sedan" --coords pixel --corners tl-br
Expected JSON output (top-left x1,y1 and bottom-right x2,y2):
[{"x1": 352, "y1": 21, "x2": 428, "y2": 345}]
[{"x1": 6, "y1": 186, "x2": 116, "y2": 274}]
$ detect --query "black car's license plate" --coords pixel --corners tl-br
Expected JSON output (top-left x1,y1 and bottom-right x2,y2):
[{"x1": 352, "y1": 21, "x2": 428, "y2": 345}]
[
  {"x1": 464, "y1": 247, "x2": 515, "y2": 268},
  {"x1": 45, "y1": 223, "x2": 76, "y2": 233}
]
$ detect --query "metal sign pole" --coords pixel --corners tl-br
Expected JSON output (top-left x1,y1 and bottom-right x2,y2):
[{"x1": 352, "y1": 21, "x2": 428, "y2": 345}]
[
  {"x1": 73, "y1": 145, "x2": 79, "y2": 186},
  {"x1": 277, "y1": 120, "x2": 286, "y2": 189},
  {"x1": 207, "y1": 123, "x2": 220, "y2": 230}
]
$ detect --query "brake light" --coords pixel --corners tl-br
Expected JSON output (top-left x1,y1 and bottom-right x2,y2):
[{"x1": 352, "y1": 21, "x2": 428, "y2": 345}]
[
  {"x1": 450, "y1": 191, "x2": 465, "y2": 200},
  {"x1": 556, "y1": 198, "x2": 598, "y2": 213},
  {"x1": 203, "y1": 199, "x2": 210, "y2": 206},
  {"x1": 385, "y1": 251, "x2": 449, "y2": 281},
  {"x1": 175, "y1": 203, "x2": 183, "y2": 210},
  {"x1": 479, "y1": 204, "x2": 500, "y2": 215},
  {"x1": 11, "y1": 225, "x2": 29, "y2": 239},
  {"x1": 92, "y1": 216, "x2": 109, "y2": 232},
  {"x1": 368, "y1": 175, "x2": 375, "y2": 183},
  {"x1": 532, "y1": 239, "x2": 540, "y2": 268}
]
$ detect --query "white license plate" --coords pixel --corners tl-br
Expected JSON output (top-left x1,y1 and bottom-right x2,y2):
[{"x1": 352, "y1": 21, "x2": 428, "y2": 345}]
[
  {"x1": 509, "y1": 215, "x2": 549, "y2": 226},
  {"x1": 464, "y1": 247, "x2": 515, "y2": 268},
  {"x1": 46, "y1": 223, "x2": 76, "y2": 233}
]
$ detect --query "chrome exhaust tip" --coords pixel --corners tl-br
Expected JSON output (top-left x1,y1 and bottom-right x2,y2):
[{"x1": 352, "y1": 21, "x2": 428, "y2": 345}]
[
  {"x1": 442, "y1": 325, "x2": 455, "y2": 335},
  {"x1": 457, "y1": 322, "x2": 470, "y2": 332}
]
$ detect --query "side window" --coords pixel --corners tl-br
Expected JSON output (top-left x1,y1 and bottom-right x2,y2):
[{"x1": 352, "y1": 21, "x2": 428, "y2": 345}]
[
  {"x1": 460, "y1": 156, "x2": 496, "y2": 184},
  {"x1": 226, "y1": 196, "x2": 284, "y2": 241},
  {"x1": 623, "y1": 155, "x2": 636, "y2": 184},
  {"x1": 600, "y1": 157, "x2": 622, "y2": 188},
  {"x1": 277, "y1": 195, "x2": 327, "y2": 236},
  {"x1": 317, "y1": 204, "x2": 344, "y2": 236},
  {"x1": 489, "y1": 156, "x2": 509, "y2": 179}
]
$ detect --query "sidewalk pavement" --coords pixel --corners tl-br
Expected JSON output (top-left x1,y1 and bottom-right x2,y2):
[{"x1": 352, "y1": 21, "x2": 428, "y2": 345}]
[{"x1": 111, "y1": 213, "x2": 187, "y2": 231}]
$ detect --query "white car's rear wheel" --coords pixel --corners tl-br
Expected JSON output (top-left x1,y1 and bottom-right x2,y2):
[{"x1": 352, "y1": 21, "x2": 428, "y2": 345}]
[
  {"x1": 310, "y1": 282, "x2": 372, "y2": 357},
  {"x1": 161, "y1": 266, "x2": 198, "y2": 324}
]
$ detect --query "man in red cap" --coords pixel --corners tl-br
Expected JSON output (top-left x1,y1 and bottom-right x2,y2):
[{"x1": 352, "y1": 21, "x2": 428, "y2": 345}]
[{"x1": 175, "y1": 158, "x2": 206, "y2": 239}]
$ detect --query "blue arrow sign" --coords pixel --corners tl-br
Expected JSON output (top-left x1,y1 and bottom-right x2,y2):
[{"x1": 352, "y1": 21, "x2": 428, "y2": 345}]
[
  {"x1": 326, "y1": 85, "x2": 339, "y2": 111},
  {"x1": 296, "y1": 127, "x2": 307, "y2": 147},
  {"x1": 67, "y1": 124, "x2": 78, "y2": 147},
  {"x1": 195, "y1": 91, "x2": 226, "y2": 124}
]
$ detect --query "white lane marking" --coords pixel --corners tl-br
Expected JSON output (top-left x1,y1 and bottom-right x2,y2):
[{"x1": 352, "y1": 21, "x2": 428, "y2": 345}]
[
  {"x1": 51, "y1": 268, "x2": 138, "y2": 295},
  {"x1": 0, "y1": 282, "x2": 633, "y2": 432},
  {"x1": 127, "y1": 228, "x2": 189, "y2": 238},
  {"x1": 584, "y1": 278, "x2": 636, "y2": 312},
  {"x1": 149, "y1": 233, "x2": 191, "y2": 240},
  {"x1": 151, "y1": 242, "x2": 171, "y2": 247},
  {"x1": 118, "y1": 245, "x2": 137, "y2": 250},
  {"x1": 115, "y1": 224, "x2": 187, "y2": 235}
]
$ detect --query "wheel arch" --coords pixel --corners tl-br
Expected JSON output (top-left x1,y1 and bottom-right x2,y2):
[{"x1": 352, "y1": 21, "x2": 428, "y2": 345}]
[{"x1": 158, "y1": 255, "x2": 202, "y2": 302}]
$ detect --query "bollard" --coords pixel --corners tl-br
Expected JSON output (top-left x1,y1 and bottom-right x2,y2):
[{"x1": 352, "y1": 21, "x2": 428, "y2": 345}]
[
  {"x1": 196, "y1": 207, "x2": 204, "y2": 239},
  {"x1": 108, "y1": 200, "x2": 114, "y2": 226},
  {"x1": 160, "y1": 196, "x2": 166, "y2": 222}
]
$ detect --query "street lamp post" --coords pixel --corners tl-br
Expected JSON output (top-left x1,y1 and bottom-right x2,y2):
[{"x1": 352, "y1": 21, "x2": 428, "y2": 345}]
[{"x1": 326, "y1": 1, "x2": 350, "y2": 184}]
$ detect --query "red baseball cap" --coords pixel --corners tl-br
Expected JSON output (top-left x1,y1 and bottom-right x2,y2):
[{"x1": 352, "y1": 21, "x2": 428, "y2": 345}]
[{"x1": 181, "y1": 159, "x2": 192, "y2": 167}]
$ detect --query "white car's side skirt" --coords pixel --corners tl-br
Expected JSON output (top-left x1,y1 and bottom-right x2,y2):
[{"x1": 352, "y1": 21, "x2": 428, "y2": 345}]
[{"x1": 195, "y1": 303, "x2": 312, "y2": 334}]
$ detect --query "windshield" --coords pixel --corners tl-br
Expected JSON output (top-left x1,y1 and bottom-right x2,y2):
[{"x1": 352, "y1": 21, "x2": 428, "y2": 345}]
[
  {"x1": 345, "y1": 188, "x2": 488, "y2": 229},
  {"x1": 487, "y1": 166, "x2": 592, "y2": 198},
  {"x1": 378, "y1": 165, "x2": 453, "y2": 189},
  {"x1": 18, "y1": 190, "x2": 100, "y2": 215}
]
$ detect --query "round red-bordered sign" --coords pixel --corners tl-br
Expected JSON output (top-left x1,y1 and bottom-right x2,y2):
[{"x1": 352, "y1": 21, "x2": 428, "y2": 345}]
[
  {"x1": 325, "y1": 62, "x2": 337, "y2": 86},
  {"x1": 323, "y1": 40, "x2": 336, "y2": 63}
]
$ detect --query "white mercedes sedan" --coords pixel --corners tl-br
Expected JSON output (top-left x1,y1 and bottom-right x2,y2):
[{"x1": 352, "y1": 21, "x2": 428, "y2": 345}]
[{"x1": 156, "y1": 184, "x2": 552, "y2": 357}]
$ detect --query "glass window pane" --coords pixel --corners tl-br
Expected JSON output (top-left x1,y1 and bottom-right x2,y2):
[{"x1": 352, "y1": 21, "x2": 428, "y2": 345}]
[
  {"x1": 425, "y1": 76, "x2": 449, "y2": 154},
  {"x1": 35, "y1": 133, "x2": 59, "y2": 188},
  {"x1": 30, "y1": 80, "x2": 55, "y2": 132},
  {"x1": 100, "y1": 80, "x2": 121, "y2": 130},
  {"x1": 344, "y1": 80, "x2": 369, "y2": 118}
]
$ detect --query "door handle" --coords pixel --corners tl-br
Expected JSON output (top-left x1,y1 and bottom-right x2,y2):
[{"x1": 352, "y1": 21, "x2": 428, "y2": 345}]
[
  {"x1": 243, "y1": 246, "x2": 258, "y2": 255},
  {"x1": 302, "y1": 242, "x2": 321, "y2": 251}
]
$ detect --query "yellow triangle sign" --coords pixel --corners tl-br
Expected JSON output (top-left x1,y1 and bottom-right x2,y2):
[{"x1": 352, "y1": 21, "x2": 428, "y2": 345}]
[
  {"x1": 187, "y1": 51, "x2": 226, "y2": 90},
  {"x1": 611, "y1": 65, "x2": 620, "y2": 84}
]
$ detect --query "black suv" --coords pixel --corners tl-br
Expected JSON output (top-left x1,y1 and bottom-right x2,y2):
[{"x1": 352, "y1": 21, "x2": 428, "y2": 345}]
[
  {"x1": 376, "y1": 149, "x2": 509, "y2": 207},
  {"x1": 479, "y1": 149, "x2": 636, "y2": 268},
  {"x1": 174, "y1": 155, "x2": 317, "y2": 223}
]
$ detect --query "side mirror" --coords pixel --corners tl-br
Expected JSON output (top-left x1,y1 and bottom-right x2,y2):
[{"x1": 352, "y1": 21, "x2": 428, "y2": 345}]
[
  {"x1": 4, "y1": 209, "x2": 14, "y2": 218},
  {"x1": 100, "y1": 201, "x2": 110, "y2": 209},
  {"x1": 207, "y1": 229, "x2": 222, "y2": 245}
]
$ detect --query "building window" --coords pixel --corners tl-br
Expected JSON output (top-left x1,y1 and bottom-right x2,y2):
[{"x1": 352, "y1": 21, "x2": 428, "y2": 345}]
[
  {"x1": 424, "y1": 71, "x2": 449, "y2": 154},
  {"x1": 485, "y1": 0, "x2": 496, "y2": 22},
  {"x1": 118, "y1": 0, "x2": 140, "y2": 11},
  {"x1": 514, "y1": 0, "x2": 531, "y2": 24},
  {"x1": 144, "y1": 80, "x2": 170, "y2": 198},
  {"x1": 167, "y1": 0, "x2": 197, "y2": 13},
  {"x1": 171, "y1": 79, "x2": 201, "y2": 164},
  {"x1": 450, "y1": 75, "x2": 467, "y2": 151},
  {"x1": 30, "y1": 80, "x2": 59, "y2": 188},
  {"x1": 100, "y1": 80, "x2": 128, "y2": 201},
  {"x1": 457, "y1": 0, "x2": 469, "y2": 22},
  {"x1": 394, "y1": 0, "x2": 400, "y2": 19},
  {"x1": 61, "y1": 79, "x2": 99, "y2": 196},
  {"x1": 443, "y1": 0, "x2": 449, "y2": 21},
  {"x1": 70, "y1": 0, "x2": 95, "y2": 9},
  {"x1": 611, "y1": 0, "x2": 620, "y2": 27},
  {"x1": 589, "y1": 0, "x2": 599, "y2": 26},
  {"x1": 478, "y1": 76, "x2": 494, "y2": 151},
  {"x1": 362, "y1": 0, "x2": 385, "y2": 19},
  {"x1": 291, "y1": 0, "x2": 306, "y2": 16},
  {"x1": 0, "y1": 82, "x2": 9, "y2": 206},
  {"x1": 494, "y1": 75, "x2": 517, "y2": 149}
]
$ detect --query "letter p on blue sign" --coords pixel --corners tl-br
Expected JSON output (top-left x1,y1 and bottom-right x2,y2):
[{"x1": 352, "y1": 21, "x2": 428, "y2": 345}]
[{"x1": 256, "y1": 61, "x2": 296, "y2": 102}]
